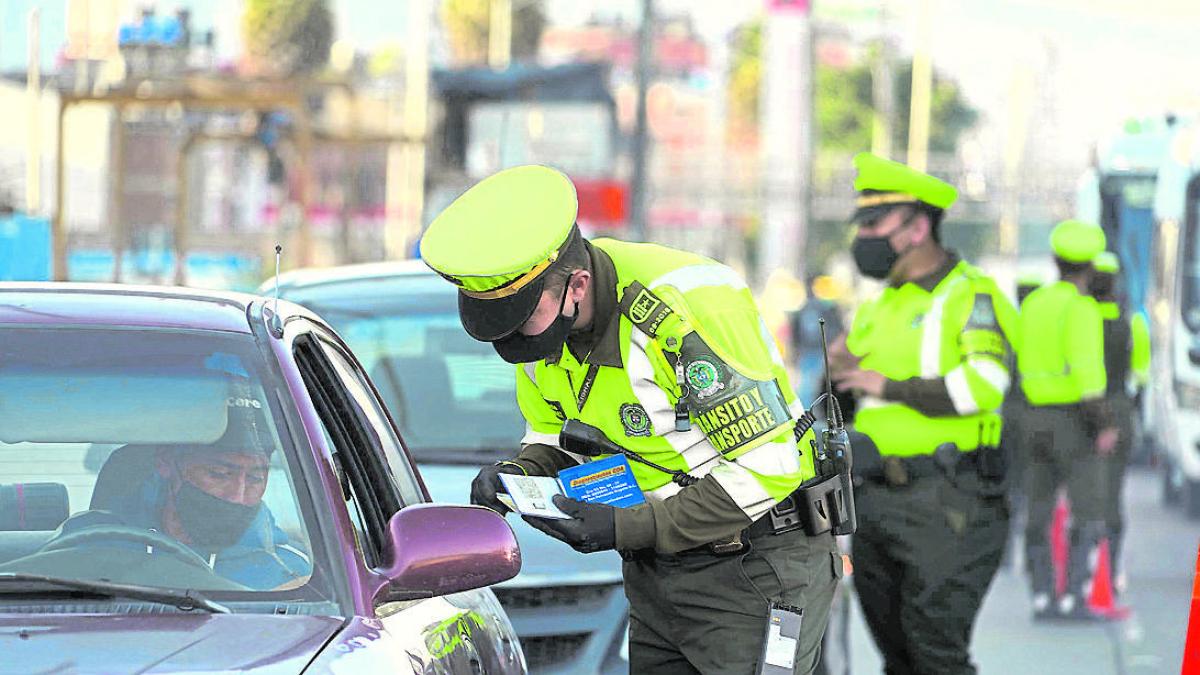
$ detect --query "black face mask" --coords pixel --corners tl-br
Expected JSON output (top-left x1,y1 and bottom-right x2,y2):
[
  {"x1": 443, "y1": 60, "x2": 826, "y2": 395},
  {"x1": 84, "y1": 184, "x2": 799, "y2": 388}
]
[
  {"x1": 1089, "y1": 274, "x2": 1115, "y2": 299},
  {"x1": 852, "y1": 235, "x2": 905, "y2": 280},
  {"x1": 493, "y1": 286, "x2": 578, "y2": 364},
  {"x1": 174, "y1": 481, "x2": 261, "y2": 550}
]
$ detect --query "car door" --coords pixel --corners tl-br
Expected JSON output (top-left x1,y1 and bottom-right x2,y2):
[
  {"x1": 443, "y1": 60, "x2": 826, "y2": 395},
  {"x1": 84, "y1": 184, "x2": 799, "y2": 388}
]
[{"x1": 292, "y1": 322, "x2": 523, "y2": 674}]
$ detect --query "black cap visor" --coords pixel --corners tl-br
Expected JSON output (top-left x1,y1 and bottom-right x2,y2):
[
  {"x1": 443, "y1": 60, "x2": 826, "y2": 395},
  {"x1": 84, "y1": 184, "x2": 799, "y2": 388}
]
[
  {"x1": 850, "y1": 201, "x2": 919, "y2": 226},
  {"x1": 458, "y1": 273, "x2": 547, "y2": 342}
]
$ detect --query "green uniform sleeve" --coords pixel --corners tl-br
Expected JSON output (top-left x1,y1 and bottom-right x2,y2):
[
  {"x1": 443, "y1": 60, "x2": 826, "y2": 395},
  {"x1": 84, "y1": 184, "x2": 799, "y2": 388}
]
[
  {"x1": 1131, "y1": 312, "x2": 1151, "y2": 385},
  {"x1": 882, "y1": 286, "x2": 1016, "y2": 417},
  {"x1": 1068, "y1": 297, "x2": 1107, "y2": 400}
]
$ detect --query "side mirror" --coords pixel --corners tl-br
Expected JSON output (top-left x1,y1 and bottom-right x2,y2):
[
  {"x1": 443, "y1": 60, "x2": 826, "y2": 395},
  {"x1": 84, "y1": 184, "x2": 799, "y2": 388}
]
[{"x1": 375, "y1": 504, "x2": 521, "y2": 603}]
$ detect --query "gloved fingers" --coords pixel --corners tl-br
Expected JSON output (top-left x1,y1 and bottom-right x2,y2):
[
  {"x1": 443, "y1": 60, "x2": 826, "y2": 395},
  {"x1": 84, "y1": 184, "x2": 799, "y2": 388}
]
[
  {"x1": 551, "y1": 494, "x2": 589, "y2": 516},
  {"x1": 522, "y1": 514, "x2": 578, "y2": 542}
]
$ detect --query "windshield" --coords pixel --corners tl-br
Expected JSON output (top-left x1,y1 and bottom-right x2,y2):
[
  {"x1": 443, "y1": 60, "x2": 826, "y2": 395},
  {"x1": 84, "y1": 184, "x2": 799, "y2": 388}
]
[
  {"x1": 0, "y1": 327, "x2": 331, "y2": 605},
  {"x1": 285, "y1": 276, "x2": 525, "y2": 464}
]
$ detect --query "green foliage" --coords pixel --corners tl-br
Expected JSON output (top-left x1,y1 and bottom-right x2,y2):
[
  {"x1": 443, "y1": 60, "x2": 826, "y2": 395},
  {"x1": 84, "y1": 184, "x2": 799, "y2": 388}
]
[
  {"x1": 441, "y1": 0, "x2": 547, "y2": 65},
  {"x1": 242, "y1": 0, "x2": 334, "y2": 77},
  {"x1": 726, "y1": 19, "x2": 979, "y2": 155}
]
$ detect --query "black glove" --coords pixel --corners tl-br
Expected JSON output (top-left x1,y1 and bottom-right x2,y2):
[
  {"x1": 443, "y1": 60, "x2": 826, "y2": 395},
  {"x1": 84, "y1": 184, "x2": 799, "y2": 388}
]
[
  {"x1": 522, "y1": 495, "x2": 616, "y2": 554},
  {"x1": 471, "y1": 462, "x2": 525, "y2": 515}
]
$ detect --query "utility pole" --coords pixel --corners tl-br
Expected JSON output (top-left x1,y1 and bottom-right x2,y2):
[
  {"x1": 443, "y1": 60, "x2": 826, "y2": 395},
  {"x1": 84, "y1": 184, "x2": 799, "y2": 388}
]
[
  {"x1": 386, "y1": 0, "x2": 429, "y2": 260},
  {"x1": 26, "y1": 8, "x2": 41, "y2": 215},
  {"x1": 906, "y1": 0, "x2": 933, "y2": 171},
  {"x1": 871, "y1": 35, "x2": 894, "y2": 159},
  {"x1": 628, "y1": 0, "x2": 653, "y2": 242},
  {"x1": 759, "y1": 0, "x2": 813, "y2": 285},
  {"x1": 488, "y1": 0, "x2": 512, "y2": 70}
]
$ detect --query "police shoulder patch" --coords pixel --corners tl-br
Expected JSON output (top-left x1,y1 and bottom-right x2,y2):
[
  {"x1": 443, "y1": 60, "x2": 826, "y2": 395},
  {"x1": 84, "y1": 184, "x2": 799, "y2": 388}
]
[
  {"x1": 620, "y1": 403, "x2": 653, "y2": 437},
  {"x1": 619, "y1": 281, "x2": 674, "y2": 337}
]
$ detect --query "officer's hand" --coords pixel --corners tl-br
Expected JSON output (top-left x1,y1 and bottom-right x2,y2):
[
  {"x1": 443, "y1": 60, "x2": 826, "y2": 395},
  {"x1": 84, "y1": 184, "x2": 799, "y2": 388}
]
[
  {"x1": 827, "y1": 333, "x2": 860, "y2": 376},
  {"x1": 471, "y1": 463, "x2": 525, "y2": 515},
  {"x1": 834, "y1": 368, "x2": 886, "y2": 397},
  {"x1": 522, "y1": 495, "x2": 616, "y2": 554},
  {"x1": 1096, "y1": 427, "x2": 1120, "y2": 456}
]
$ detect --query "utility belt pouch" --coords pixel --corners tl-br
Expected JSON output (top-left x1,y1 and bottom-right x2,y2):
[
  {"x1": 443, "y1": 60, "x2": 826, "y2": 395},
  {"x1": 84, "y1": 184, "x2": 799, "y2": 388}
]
[
  {"x1": 977, "y1": 442, "x2": 1007, "y2": 483},
  {"x1": 794, "y1": 474, "x2": 848, "y2": 536}
]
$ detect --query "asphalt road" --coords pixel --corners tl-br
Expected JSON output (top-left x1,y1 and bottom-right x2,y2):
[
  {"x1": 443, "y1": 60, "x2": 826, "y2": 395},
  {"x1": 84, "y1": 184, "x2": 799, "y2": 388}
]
[{"x1": 837, "y1": 466, "x2": 1196, "y2": 674}]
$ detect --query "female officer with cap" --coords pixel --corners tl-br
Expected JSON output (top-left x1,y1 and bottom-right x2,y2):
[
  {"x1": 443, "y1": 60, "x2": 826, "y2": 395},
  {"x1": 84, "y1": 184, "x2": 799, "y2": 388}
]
[{"x1": 420, "y1": 165, "x2": 840, "y2": 674}]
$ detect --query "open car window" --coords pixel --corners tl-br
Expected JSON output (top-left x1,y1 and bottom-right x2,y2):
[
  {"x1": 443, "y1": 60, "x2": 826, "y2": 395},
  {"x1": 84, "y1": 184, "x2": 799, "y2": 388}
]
[{"x1": 0, "y1": 327, "x2": 329, "y2": 602}]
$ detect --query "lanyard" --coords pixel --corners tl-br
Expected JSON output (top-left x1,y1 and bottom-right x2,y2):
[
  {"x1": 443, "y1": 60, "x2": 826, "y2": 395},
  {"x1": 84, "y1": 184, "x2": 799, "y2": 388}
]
[{"x1": 572, "y1": 364, "x2": 600, "y2": 413}]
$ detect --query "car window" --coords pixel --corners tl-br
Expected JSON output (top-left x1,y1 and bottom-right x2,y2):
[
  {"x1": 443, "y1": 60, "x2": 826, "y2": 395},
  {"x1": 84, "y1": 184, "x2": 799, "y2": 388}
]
[
  {"x1": 289, "y1": 280, "x2": 525, "y2": 464},
  {"x1": 293, "y1": 333, "x2": 395, "y2": 568},
  {"x1": 312, "y1": 334, "x2": 425, "y2": 506},
  {"x1": 0, "y1": 327, "x2": 325, "y2": 600}
]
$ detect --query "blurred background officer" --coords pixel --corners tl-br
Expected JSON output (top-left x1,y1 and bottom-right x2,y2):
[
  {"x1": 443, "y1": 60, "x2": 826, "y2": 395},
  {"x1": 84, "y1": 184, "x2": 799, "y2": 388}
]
[
  {"x1": 831, "y1": 153, "x2": 1017, "y2": 675},
  {"x1": 1090, "y1": 251, "x2": 1150, "y2": 595},
  {"x1": 420, "y1": 165, "x2": 840, "y2": 674},
  {"x1": 789, "y1": 273, "x2": 845, "y2": 406},
  {"x1": 1018, "y1": 220, "x2": 1119, "y2": 621},
  {"x1": 1000, "y1": 273, "x2": 1044, "y2": 570}
]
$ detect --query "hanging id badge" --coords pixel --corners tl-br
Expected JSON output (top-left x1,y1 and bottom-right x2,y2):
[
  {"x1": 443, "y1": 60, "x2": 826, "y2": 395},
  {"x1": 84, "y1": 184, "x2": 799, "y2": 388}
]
[{"x1": 756, "y1": 602, "x2": 803, "y2": 674}]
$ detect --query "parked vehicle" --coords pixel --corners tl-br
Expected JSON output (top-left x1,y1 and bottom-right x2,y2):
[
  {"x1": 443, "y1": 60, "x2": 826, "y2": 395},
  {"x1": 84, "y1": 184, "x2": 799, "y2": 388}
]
[
  {"x1": 1149, "y1": 121, "x2": 1200, "y2": 516},
  {"x1": 0, "y1": 283, "x2": 525, "y2": 673},
  {"x1": 266, "y1": 262, "x2": 631, "y2": 674}
]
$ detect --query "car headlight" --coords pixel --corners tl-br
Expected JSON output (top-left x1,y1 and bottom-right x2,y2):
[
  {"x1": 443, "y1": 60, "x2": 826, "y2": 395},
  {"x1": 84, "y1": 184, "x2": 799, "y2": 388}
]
[{"x1": 1175, "y1": 380, "x2": 1200, "y2": 409}]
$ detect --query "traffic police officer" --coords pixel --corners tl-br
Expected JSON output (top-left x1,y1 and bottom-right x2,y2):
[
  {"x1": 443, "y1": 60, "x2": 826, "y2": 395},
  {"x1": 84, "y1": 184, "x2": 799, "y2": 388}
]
[
  {"x1": 419, "y1": 165, "x2": 841, "y2": 674},
  {"x1": 1090, "y1": 251, "x2": 1150, "y2": 594},
  {"x1": 1017, "y1": 220, "x2": 1119, "y2": 620},
  {"x1": 831, "y1": 153, "x2": 1016, "y2": 674}
]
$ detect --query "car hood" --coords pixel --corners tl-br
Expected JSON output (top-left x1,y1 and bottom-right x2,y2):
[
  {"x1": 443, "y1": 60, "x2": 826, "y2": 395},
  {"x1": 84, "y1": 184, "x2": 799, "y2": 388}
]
[
  {"x1": 0, "y1": 613, "x2": 342, "y2": 673},
  {"x1": 419, "y1": 464, "x2": 623, "y2": 586}
]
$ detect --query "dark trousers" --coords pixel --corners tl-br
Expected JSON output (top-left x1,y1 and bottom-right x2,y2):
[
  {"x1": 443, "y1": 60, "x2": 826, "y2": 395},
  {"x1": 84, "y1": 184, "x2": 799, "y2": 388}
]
[
  {"x1": 623, "y1": 529, "x2": 841, "y2": 674},
  {"x1": 1023, "y1": 404, "x2": 1107, "y2": 599},
  {"x1": 852, "y1": 471, "x2": 1007, "y2": 675},
  {"x1": 1104, "y1": 393, "x2": 1134, "y2": 581}
]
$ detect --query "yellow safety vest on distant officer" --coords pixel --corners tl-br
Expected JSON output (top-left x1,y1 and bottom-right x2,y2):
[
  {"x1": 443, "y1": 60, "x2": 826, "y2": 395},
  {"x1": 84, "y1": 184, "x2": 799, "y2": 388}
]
[
  {"x1": 1018, "y1": 220, "x2": 1107, "y2": 405},
  {"x1": 846, "y1": 153, "x2": 1019, "y2": 458},
  {"x1": 1093, "y1": 251, "x2": 1151, "y2": 387}
]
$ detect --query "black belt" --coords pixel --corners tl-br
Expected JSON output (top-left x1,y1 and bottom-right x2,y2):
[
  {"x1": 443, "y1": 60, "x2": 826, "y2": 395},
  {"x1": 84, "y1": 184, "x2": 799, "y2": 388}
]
[
  {"x1": 867, "y1": 450, "x2": 981, "y2": 486},
  {"x1": 621, "y1": 494, "x2": 812, "y2": 561}
]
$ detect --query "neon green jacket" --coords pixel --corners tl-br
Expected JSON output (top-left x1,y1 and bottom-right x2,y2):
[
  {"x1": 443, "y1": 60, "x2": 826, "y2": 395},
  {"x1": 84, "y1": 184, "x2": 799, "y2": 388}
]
[
  {"x1": 1019, "y1": 281, "x2": 1106, "y2": 405},
  {"x1": 846, "y1": 256, "x2": 1018, "y2": 457},
  {"x1": 512, "y1": 239, "x2": 818, "y2": 554}
]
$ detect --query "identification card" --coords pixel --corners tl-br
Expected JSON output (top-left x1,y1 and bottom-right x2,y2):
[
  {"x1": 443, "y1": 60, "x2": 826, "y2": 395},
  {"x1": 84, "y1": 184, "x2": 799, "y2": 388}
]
[
  {"x1": 756, "y1": 603, "x2": 803, "y2": 674},
  {"x1": 497, "y1": 474, "x2": 571, "y2": 519},
  {"x1": 557, "y1": 454, "x2": 646, "y2": 508}
]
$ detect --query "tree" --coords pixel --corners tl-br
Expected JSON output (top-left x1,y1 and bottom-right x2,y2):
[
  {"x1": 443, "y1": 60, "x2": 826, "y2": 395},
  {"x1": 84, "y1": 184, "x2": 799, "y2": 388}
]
[
  {"x1": 441, "y1": 0, "x2": 547, "y2": 66},
  {"x1": 241, "y1": 0, "x2": 334, "y2": 77},
  {"x1": 727, "y1": 18, "x2": 979, "y2": 155}
]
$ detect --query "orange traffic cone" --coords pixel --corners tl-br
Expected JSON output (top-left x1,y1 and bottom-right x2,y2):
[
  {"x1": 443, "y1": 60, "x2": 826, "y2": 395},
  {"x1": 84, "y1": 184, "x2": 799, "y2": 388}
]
[
  {"x1": 1087, "y1": 538, "x2": 1130, "y2": 620},
  {"x1": 1050, "y1": 494, "x2": 1070, "y2": 597}
]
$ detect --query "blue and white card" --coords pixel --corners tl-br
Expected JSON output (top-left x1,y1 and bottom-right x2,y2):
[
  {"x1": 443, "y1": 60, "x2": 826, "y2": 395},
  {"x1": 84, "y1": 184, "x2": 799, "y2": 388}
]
[{"x1": 557, "y1": 454, "x2": 646, "y2": 509}]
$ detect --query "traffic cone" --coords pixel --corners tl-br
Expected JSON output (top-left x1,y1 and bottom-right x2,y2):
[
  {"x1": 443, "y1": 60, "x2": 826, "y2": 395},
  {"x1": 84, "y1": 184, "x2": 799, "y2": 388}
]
[
  {"x1": 1087, "y1": 538, "x2": 1131, "y2": 620},
  {"x1": 1050, "y1": 494, "x2": 1070, "y2": 597}
]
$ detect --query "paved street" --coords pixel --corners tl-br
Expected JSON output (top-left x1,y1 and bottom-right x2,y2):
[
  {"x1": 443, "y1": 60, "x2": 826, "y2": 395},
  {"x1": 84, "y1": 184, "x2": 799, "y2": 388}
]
[{"x1": 841, "y1": 466, "x2": 1196, "y2": 674}]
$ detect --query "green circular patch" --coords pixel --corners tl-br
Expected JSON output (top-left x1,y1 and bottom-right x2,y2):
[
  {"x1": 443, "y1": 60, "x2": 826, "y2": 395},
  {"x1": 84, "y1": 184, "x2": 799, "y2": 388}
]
[
  {"x1": 686, "y1": 359, "x2": 719, "y2": 391},
  {"x1": 620, "y1": 403, "x2": 652, "y2": 437}
]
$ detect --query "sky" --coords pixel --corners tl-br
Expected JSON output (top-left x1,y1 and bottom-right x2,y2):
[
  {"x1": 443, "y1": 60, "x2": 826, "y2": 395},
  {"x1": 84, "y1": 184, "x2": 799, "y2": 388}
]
[{"x1": 4, "y1": 0, "x2": 1200, "y2": 167}]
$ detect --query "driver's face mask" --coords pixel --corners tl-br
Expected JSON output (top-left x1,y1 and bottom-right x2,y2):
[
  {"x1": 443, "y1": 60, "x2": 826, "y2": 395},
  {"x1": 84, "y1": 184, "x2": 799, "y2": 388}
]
[{"x1": 173, "y1": 480, "x2": 261, "y2": 550}]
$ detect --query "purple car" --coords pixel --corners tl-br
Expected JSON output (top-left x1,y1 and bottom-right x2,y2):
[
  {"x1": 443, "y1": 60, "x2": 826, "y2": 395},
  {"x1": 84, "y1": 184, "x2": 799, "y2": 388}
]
[{"x1": 0, "y1": 283, "x2": 526, "y2": 673}]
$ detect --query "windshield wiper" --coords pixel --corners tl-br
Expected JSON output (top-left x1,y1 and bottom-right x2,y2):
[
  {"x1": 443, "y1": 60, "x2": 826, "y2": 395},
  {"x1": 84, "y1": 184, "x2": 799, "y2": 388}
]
[{"x1": 0, "y1": 573, "x2": 230, "y2": 614}]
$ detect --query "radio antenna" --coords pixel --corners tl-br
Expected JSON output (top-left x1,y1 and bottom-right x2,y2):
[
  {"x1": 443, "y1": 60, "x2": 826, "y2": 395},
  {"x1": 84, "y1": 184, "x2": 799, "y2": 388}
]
[{"x1": 819, "y1": 318, "x2": 842, "y2": 428}]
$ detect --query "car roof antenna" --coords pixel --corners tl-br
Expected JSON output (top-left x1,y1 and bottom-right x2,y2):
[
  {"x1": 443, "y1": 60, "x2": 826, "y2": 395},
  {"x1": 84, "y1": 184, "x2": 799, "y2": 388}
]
[{"x1": 268, "y1": 244, "x2": 284, "y2": 338}]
